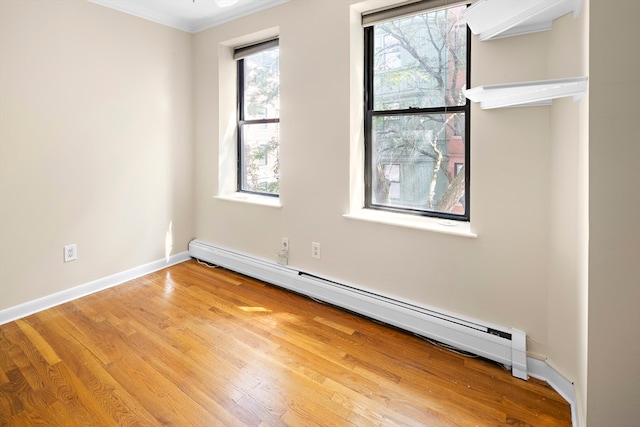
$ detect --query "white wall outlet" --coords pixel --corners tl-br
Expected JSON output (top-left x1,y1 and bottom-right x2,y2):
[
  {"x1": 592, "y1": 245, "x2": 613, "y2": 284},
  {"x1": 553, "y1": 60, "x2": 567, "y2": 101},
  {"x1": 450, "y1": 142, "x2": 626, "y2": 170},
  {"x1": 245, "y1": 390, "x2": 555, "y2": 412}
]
[
  {"x1": 64, "y1": 244, "x2": 77, "y2": 262},
  {"x1": 278, "y1": 237, "x2": 289, "y2": 265},
  {"x1": 311, "y1": 242, "x2": 321, "y2": 259}
]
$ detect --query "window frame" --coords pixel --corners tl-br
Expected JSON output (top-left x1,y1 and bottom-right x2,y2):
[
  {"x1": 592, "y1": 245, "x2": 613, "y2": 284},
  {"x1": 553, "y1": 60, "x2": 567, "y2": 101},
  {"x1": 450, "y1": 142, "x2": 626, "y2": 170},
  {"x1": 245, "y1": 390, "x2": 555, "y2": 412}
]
[
  {"x1": 363, "y1": 4, "x2": 471, "y2": 221},
  {"x1": 236, "y1": 42, "x2": 280, "y2": 198}
]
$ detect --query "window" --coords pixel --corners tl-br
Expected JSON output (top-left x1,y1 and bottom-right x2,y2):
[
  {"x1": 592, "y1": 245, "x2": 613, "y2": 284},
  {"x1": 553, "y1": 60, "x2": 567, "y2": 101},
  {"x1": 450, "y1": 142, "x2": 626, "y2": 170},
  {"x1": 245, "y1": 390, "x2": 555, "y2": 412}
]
[
  {"x1": 364, "y1": 2, "x2": 470, "y2": 220},
  {"x1": 236, "y1": 39, "x2": 280, "y2": 196}
]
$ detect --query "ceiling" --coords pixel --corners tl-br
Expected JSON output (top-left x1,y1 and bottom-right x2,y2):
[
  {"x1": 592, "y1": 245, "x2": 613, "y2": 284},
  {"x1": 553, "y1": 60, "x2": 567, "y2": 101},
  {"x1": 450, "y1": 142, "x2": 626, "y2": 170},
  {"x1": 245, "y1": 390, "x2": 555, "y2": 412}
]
[{"x1": 88, "y1": 0, "x2": 290, "y2": 33}]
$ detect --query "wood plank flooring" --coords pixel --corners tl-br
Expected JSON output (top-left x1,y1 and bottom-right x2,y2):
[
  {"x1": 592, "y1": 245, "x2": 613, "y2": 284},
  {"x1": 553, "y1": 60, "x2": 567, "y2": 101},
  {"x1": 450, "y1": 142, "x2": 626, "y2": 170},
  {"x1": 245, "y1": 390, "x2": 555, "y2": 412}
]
[{"x1": 0, "y1": 260, "x2": 572, "y2": 426}]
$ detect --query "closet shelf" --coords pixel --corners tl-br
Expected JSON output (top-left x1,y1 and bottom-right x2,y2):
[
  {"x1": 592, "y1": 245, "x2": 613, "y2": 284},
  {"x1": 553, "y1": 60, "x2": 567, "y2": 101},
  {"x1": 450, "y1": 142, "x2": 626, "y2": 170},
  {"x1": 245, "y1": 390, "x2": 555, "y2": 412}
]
[
  {"x1": 463, "y1": 0, "x2": 583, "y2": 41},
  {"x1": 464, "y1": 76, "x2": 587, "y2": 109}
]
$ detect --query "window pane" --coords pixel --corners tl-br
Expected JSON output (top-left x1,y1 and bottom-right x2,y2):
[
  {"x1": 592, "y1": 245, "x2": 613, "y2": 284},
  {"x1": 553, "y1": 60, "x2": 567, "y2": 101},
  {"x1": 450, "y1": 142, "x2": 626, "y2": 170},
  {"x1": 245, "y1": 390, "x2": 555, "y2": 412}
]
[
  {"x1": 370, "y1": 113, "x2": 465, "y2": 215},
  {"x1": 243, "y1": 46, "x2": 279, "y2": 120},
  {"x1": 373, "y1": 5, "x2": 467, "y2": 110},
  {"x1": 240, "y1": 123, "x2": 280, "y2": 194}
]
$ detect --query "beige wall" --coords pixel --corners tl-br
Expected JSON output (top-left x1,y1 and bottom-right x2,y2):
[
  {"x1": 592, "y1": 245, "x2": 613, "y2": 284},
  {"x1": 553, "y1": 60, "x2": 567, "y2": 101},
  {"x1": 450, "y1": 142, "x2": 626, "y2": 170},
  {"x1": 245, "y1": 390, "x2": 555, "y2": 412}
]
[
  {"x1": 587, "y1": 0, "x2": 640, "y2": 425},
  {"x1": 0, "y1": 0, "x2": 194, "y2": 309},
  {"x1": 194, "y1": 0, "x2": 558, "y2": 359},
  {"x1": 2, "y1": 0, "x2": 638, "y2": 424},
  {"x1": 546, "y1": 5, "x2": 590, "y2": 422},
  {"x1": 193, "y1": 3, "x2": 639, "y2": 423}
]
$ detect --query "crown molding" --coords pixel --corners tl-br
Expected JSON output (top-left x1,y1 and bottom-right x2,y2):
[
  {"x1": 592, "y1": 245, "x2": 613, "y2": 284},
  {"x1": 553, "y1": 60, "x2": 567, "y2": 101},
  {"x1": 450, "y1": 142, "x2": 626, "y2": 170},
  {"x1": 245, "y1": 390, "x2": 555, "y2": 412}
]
[
  {"x1": 87, "y1": 0, "x2": 290, "y2": 33},
  {"x1": 88, "y1": 0, "x2": 193, "y2": 32},
  {"x1": 191, "y1": 0, "x2": 290, "y2": 33}
]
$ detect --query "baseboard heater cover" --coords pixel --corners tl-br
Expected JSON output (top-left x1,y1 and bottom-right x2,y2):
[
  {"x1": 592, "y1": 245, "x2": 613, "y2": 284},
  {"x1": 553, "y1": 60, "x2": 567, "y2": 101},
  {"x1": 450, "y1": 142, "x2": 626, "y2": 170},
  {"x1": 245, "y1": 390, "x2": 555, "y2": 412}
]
[{"x1": 188, "y1": 239, "x2": 528, "y2": 379}]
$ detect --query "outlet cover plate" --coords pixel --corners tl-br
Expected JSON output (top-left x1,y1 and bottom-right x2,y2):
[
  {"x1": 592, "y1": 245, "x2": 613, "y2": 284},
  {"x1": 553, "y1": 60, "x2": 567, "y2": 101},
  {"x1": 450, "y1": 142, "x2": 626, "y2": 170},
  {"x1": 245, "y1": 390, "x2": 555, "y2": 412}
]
[
  {"x1": 64, "y1": 244, "x2": 77, "y2": 262},
  {"x1": 311, "y1": 242, "x2": 321, "y2": 259}
]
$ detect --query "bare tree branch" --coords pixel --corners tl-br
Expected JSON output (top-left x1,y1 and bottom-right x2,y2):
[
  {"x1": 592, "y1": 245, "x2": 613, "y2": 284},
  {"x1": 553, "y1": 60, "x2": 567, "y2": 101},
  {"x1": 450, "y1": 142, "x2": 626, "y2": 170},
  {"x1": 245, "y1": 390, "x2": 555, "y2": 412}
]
[{"x1": 436, "y1": 164, "x2": 465, "y2": 212}]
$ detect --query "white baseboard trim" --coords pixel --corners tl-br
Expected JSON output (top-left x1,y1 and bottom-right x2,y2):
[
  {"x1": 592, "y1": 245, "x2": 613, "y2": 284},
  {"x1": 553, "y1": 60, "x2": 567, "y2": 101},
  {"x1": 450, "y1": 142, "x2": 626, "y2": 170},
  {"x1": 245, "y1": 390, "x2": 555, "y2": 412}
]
[
  {"x1": 188, "y1": 239, "x2": 528, "y2": 379},
  {"x1": 0, "y1": 251, "x2": 191, "y2": 325},
  {"x1": 1, "y1": 248, "x2": 579, "y2": 427},
  {"x1": 528, "y1": 357, "x2": 579, "y2": 427},
  {"x1": 188, "y1": 240, "x2": 579, "y2": 426}
]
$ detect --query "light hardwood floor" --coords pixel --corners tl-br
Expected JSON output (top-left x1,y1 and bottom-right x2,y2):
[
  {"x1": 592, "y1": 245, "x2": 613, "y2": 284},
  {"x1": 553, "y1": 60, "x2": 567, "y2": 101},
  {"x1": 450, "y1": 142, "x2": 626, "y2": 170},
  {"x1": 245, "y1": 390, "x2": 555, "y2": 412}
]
[{"x1": 0, "y1": 260, "x2": 572, "y2": 426}]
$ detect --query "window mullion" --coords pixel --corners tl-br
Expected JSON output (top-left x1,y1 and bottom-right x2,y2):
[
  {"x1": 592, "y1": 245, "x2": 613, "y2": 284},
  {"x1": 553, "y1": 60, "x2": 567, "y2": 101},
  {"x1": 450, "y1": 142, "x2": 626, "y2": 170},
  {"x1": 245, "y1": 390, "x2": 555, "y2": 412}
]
[
  {"x1": 239, "y1": 118, "x2": 280, "y2": 126},
  {"x1": 371, "y1": 106, "x2": 466, "y2": 116}
]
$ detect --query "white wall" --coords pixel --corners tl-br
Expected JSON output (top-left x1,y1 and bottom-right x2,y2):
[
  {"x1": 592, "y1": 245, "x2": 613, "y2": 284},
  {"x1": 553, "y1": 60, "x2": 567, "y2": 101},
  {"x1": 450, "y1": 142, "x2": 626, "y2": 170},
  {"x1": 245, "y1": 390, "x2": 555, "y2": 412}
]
[
  {"x1": 194, "y1": 0, "x2": 561, "y2": 359},
  {"x1": 0, "y1": 0, "x2": 194, "y2": 310}
]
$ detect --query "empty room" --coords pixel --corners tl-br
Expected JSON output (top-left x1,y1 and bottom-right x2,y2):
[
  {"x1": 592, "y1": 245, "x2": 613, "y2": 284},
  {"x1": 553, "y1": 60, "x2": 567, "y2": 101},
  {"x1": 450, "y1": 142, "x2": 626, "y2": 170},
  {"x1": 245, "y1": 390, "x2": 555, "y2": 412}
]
[{"x1": 0, "y1": 0, "x2": 638, "y2": 426}]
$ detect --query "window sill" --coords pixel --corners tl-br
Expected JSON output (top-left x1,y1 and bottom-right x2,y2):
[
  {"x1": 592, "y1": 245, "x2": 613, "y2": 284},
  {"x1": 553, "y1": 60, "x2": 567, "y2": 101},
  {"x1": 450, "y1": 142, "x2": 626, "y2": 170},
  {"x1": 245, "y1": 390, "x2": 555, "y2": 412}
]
[
  {"x1": 214, "y1": 193, "x2": 282, "y2": 208},
  {"x1": 343, "y1": 209, "x2": 477, "y2": 238}
]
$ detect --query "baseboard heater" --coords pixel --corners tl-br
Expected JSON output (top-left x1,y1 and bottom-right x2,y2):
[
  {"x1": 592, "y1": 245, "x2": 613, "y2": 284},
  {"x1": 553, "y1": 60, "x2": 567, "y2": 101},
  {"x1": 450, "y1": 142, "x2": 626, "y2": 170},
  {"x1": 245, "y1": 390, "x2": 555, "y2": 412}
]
[{"x1": 188, "y1": 239, "x2": 528, "y2": 380}]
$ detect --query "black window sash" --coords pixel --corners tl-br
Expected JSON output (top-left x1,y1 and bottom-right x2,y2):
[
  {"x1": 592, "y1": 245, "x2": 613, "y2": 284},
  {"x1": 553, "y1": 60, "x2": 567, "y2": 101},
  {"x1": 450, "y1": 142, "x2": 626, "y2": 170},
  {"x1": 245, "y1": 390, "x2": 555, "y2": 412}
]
[{"x1": 363, "y1": 13, "x2": 471, "y2": 221}]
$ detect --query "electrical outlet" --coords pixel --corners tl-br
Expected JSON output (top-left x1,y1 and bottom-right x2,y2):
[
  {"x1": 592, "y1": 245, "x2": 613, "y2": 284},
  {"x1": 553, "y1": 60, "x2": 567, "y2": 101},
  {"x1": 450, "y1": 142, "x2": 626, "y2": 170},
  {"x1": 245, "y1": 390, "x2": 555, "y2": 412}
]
[
  {"x1": 64, "y1": 244, "x2": 77, "y2": 262},
  {"x1": 311, "y1": 242, "x2": 321, "y2": 259},
  {"x1": 278, "y1": 237, "x2": 289, "y2": 265}
]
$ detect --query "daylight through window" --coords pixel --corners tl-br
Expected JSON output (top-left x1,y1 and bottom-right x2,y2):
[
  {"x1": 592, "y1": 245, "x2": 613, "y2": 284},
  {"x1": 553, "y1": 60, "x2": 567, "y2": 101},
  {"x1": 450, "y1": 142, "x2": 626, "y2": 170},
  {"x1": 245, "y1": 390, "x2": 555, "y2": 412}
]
[
  {"x1": 364, "y1": 3, "x2": 470, "y2": 220},
  {"x1": 236, "y1": 40, "x2": 280, "y2": 196}
]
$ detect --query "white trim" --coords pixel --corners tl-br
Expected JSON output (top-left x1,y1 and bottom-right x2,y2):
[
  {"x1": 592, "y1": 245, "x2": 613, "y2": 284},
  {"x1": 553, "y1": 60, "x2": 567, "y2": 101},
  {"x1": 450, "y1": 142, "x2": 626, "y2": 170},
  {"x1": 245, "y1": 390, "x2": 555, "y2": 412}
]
[
  {"x1": 0, "y1": 252, "x2": 190, "y2": 325},
  {"x1": 87, "y1": 0, "x2": 290, "y2": 34},
  {"x1": 188, "y1": 239, "x2": 527, "y2": 379},
  {"x1": 1, "y1": 244, "x2": 577, "y2": 425},
  {"x1": 87, "y1": 0, "x2": 192, "y2": 32},
  {"x1": 527, "y1": 357, "x2": 579, "y2": 427},
  {"x1": 214, "y1": 194, "x2": 282, "y2": 208},
  {"x1": 344, "y1": 208, "x2": 477, "y2": 238},
  {"x1": 464, "y1": 76, "x2": 588, "y2": 110},
  {"x1": 463, "y1": 0, "x2": 583, "y2": 41},
  {"x1": 192, "y1": 0, "x2": 290, "y2": 33}
]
